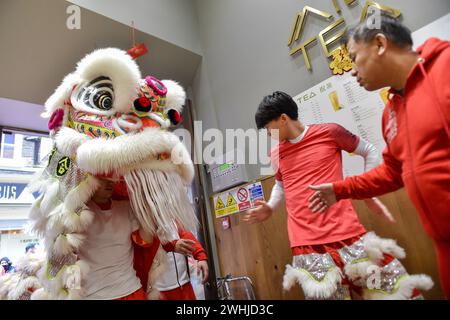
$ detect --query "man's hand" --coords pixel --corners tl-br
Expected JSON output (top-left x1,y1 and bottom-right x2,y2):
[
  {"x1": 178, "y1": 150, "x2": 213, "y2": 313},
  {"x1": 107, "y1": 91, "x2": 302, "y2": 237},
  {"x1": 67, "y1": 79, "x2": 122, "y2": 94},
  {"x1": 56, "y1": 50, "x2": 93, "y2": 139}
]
[
  {"x1": 308, "y1": 183, "x2": 337, "y2": 213},
  {"x1": 242, "y1": 200, "x2": 273, "y2": 224},
  {"x1": 197, "y1": 260, "x2": 209, "y2": 284},
  {"x1": 174, "y1": 239, "x2": 196, "y2": 255},
  {"x1": 364, "y1": 197, "x2": 396, "y2": 223}
]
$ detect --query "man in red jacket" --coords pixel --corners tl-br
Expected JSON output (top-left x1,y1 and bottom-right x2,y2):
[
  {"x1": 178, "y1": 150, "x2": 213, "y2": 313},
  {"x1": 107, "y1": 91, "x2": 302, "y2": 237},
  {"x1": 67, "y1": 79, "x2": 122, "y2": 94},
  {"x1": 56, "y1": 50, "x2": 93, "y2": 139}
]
[{"x1": 308, "y1": 13, "x2": 450, "y2": 298}]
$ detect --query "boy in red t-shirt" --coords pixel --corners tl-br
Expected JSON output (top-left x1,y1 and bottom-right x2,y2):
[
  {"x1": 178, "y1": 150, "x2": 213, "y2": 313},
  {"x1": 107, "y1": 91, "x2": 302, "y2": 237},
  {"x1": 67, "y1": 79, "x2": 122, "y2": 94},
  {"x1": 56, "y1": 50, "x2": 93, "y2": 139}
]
[{"x1": 245, "y1": 91, "x2": 432, "y2": 300}]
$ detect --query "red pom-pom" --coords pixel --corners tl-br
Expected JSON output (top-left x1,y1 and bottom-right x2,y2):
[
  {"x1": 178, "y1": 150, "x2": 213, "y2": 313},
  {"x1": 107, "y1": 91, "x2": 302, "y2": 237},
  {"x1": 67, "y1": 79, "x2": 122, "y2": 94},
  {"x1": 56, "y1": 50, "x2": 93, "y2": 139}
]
[
  {"x1": 174, "y1": 111, "x2": 182, "y2": 123},
  {"x1": 134, "y1": 97, "x2": 151, "y2": 112},
  {"x1": 48, "y1": 109, "x2": 65, "y2": 130},
  {"x1": 168, "y1": 109, "x2": 182, "y2": 125},
  {"x1": 139, "y1": 97, "x2": 150, "y2": 107}
]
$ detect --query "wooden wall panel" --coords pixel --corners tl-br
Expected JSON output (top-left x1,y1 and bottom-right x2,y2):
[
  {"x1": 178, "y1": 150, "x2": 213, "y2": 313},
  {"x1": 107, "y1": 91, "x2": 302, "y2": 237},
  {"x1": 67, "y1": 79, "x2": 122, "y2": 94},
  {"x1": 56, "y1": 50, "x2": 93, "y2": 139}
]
[{"x1": 211, "y1": 176, "x2": 443, "y2": 300}]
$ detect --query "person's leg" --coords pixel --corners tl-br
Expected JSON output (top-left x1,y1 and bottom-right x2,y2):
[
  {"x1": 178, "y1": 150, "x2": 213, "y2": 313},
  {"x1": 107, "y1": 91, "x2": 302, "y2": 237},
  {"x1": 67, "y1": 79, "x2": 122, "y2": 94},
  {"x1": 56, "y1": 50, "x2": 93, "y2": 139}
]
[
  {"x1": 284, "y1": 243, "x2": 352, "y2": 300},
  {"x1": 434, "y1": 240, "x2": 450, "y2": 299},
  {"x1": 341, "y1": 232, "x2": 433, "y2": 300},
  {"x1": 115, "y1": 287, "x2": 147, "y2": 300}
]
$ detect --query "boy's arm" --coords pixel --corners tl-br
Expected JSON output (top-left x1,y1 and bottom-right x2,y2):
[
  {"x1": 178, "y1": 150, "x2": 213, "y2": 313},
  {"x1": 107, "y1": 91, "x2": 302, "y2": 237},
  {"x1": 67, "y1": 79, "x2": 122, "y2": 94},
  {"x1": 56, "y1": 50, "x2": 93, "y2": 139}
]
[
  {"x1": 267, "y1": 180, "x2": 285, "y2": 211},
  {"x1": 352, "y1": 139, "x2": 380, "y2": 171},
  {"x1": 243, "y1": 181, "x2": 283, "y2": 224},
  {"x1": 351, "y1": 139, "x2": 396, "y2": 222}
]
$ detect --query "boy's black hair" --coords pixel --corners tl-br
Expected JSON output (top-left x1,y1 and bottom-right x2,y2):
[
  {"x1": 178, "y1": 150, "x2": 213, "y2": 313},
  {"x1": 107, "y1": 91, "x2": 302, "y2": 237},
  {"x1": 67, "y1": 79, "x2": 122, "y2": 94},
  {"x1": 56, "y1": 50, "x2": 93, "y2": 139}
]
[
  {"x1": 342, "y1": 11, "x2": 413, "y2": 49},
  {"x1": 255, "y1": 91, "x2": 298, "y2": 129}
]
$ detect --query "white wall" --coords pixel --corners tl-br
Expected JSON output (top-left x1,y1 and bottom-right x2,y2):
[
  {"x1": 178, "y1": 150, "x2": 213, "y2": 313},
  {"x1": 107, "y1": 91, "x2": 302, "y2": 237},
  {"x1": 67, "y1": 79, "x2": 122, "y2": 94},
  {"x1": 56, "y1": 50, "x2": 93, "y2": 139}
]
[
  {"x1": 68, "y1": 0, "x2": 203, "y2": 55},
  {"x1": 192, "y1": 0, "x2": 450, "y2": 181}
]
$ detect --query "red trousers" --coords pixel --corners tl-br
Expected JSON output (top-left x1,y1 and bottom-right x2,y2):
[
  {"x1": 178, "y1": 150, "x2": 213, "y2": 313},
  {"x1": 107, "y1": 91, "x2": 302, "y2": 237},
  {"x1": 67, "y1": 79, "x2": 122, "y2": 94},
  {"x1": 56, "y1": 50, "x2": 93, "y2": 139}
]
[
  {"x1": 159, "y1": 282, "x2": 197, "y2": 300},
  {"x1": 115, "y1": 287, "x2": 147, "y2": 300},
  {"x1": 435, "y1": 240, "x2": 450, "y2": 299}
]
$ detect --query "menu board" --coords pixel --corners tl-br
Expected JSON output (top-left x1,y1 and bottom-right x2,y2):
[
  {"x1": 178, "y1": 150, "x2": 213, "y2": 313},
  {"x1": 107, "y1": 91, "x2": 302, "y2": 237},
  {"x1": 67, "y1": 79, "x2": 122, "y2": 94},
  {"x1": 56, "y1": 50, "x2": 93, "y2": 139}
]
[
  {"x1": 292, "y1": 12, "x2": 450, "y2": 177},
  {"x1": 293, "y1": 72, "x2": 388, "y2": 177}
]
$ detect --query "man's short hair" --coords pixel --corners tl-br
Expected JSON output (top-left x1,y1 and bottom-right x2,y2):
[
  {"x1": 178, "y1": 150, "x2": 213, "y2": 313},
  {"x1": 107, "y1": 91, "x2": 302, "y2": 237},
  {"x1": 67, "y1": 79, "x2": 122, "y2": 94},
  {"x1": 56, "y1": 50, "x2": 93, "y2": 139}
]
[
  {"x1": 255, "y1": 91, "x2": 298, "y2": 129},
  {"x1": 342, "y1": 12, "x2": 413, "y2": 48}
]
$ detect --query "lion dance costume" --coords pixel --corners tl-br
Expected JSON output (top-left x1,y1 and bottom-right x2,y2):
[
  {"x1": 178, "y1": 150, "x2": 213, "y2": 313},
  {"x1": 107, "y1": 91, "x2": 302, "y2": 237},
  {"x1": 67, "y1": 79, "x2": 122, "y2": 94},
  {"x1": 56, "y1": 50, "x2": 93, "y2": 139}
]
[{"x1": 0, "y1": 48, "x2": 198, "y2": 299}]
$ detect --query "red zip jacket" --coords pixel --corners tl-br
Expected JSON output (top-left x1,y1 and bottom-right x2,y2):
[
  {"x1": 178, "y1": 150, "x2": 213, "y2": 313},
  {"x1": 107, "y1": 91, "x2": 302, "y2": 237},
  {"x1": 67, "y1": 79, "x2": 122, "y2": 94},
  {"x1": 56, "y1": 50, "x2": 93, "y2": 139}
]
[
  {"x1": 333, "y1": 38, "x2": 450, "y2": 241},
  {"x1": 132, "y1": 229, "x2": 207, "y2": 291}
]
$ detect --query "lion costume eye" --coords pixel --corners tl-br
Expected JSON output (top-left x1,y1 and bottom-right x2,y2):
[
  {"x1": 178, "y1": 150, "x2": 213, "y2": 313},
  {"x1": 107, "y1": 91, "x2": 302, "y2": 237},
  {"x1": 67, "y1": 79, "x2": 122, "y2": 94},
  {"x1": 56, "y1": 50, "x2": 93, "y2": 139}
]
[{"x1": 71, "y1": 76, "x2": 114, "y2": 111}]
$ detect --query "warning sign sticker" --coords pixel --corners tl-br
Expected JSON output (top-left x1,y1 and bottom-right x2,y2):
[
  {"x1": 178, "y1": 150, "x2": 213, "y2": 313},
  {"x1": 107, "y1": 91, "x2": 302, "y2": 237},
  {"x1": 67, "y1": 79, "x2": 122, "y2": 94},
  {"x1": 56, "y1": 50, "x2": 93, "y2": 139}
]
[
  {"x1": 215, "y1": 196, "x2": 226, "y2": 216},
  {"x1": 237, "y1": 188, "x2": 248, "y2": 202},
  {"x1": 213, "y1": 181, "x2": 265, "y2": 218},
  {"x1": 227, "y1": 193, "x2": 237, "y2": 206}
]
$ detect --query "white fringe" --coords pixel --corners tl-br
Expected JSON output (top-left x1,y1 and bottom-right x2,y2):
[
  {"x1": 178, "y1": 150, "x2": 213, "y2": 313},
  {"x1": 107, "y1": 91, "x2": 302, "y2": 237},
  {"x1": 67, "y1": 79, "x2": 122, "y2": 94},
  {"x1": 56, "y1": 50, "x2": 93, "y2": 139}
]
[
  {"x1": 125, "y1": 169, "x2": 198, "y2": 242},
  {"x1": 66, "y1": 233, "x2": 86, "y2": 251},
  {"x1": 63, "y1": 175, "x2": 99, "y2": 213},
  {"x1": 30, "y1": 288, "x2": 50, "y2": 300},
  {"x1": 36, "y1": 261, "x2": 66, "y2": 299},
  {"x1": 363, "y1": 274, "x2": 434, "y2": 300},
  {"x1": 44, "y1": 206, "x2": 65, "y2": 254},
  {"x1": 61, "y1": 208, "x2": 95, "y2": 233},
  {"x1": 363, "y1": 232, "x2": 406, "y2": 263},
  {"x1": 44, "y1": 73, "x2": 81, "y2": 115},
  {"x1": 344, "y1": 259, "x2": 377, "y2": 282},
  {"x1": 7, "y1": 276, "x2": 42, "y2": 300},
  {"x1": 40, "y1": 179, "x2": 60, "y2": 214},
  {"x1": 28, "y1": 194, "x2": 44, "y2": 221},
  {"x1": 15, "y1": 251, "x2": 46, "y2": 275},
  {"x1": 53, "y1": 234, "x2": 73, "y2": 256},
  {"x1": 27, "y1": 168, "x2": 47, "y2": 194},
  {"x1": 161, "y1": 80, "x2": 186, "y2": 113},
  {"x1": 62, "y1": 260, "x2": 89, "y2": 299},
  {"x1": 0, "y1": 274, "x2": 19, "y2": 299},
  {"x1": 283, "y1": 264, "x2": 343, "y2": 299},
  {"x1": 55, "y1": 127, "x2": 91, "y2": 157},
  {"x1": 29, "y1": 220, "x2": 48, "y2": 239},
  {"x1": 27, "y1": 195, "x2": 48, "y2": 238},
  {"x1": 68, "y1": 234, "x2": 86, "y2": 251}
]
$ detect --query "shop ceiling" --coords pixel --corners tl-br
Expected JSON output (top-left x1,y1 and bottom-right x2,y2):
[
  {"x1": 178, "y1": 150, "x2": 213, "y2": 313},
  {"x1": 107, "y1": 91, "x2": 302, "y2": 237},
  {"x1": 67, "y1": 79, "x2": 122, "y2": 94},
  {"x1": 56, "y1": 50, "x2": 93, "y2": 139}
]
[{"x1": 0, "y1": 0, "x2": 202, "y2": 108}]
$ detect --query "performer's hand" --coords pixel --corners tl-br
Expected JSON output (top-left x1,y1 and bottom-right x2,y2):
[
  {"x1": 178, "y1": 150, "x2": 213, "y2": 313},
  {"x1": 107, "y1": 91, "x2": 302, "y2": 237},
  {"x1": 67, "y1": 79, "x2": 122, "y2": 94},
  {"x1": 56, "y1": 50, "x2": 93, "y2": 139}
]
[
  {"x1": 364, "y1": 197, "x2": 396, "y2": 223},
  {"x1": 197, "y1": 260, "x2": 209, "y2": 284},
  {"x1": 174, "y1": 239, "x2": 196, "y2": 255},
  {"x1": 243, "y1": 200, "x2": 273, "y2": 224},
  {"x1": 308, "y1": 183, "x2": 336, "y2": 213}
]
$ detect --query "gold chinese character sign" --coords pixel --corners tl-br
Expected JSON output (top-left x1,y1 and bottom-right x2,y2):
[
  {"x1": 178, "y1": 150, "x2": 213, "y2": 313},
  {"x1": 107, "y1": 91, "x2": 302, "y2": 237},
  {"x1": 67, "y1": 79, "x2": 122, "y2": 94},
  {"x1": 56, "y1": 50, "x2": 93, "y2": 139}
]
[{"x1": 288, "y1": 0, "x2": 401, "y2": 74}]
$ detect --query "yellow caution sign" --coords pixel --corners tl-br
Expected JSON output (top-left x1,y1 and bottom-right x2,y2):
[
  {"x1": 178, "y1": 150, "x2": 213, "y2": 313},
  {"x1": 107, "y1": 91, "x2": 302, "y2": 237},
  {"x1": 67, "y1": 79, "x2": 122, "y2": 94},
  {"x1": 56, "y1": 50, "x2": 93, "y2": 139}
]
[
  {"x1": 216, "y1": 196, "x2": 225, "y2": 210},
  {"x1": 225, "y1": 193, "x2": 238, "y2": 214},
  {"x1": 227, "y1": 193, "x2": 237, "y2": 206}
]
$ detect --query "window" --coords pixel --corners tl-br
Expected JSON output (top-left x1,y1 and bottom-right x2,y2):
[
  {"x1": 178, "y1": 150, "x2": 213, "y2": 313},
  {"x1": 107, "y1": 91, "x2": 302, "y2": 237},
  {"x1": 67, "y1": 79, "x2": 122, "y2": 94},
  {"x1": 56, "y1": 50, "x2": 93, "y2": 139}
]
[
  {"x1": 0, "y1": 128, "x2": 53, "y2": 169},
  {"x1": 1, "y1": 131, "x2": 15, "y2": 159},
  {"x1": 0, "y1": 128, "x2": 51, "y2": 258},
  {"x1": 0, "y1": 127, "x2": 53, "y2": 226}
]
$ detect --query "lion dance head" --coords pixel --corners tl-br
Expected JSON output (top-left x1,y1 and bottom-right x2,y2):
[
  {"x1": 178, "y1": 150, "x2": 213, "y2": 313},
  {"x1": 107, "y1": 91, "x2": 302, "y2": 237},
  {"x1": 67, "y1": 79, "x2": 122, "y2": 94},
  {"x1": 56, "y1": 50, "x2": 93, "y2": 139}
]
[{"x1": 0, "y1": 48, "x2": 197, "y2": 299}]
